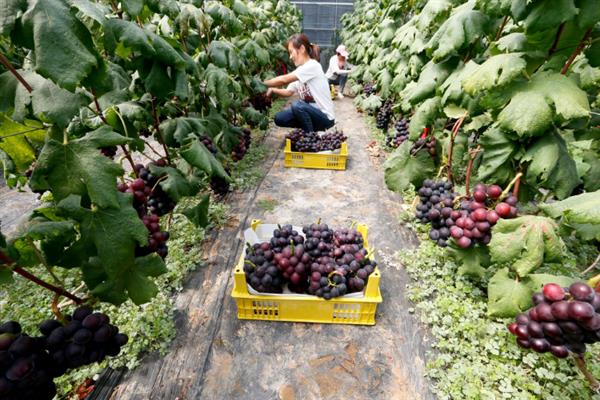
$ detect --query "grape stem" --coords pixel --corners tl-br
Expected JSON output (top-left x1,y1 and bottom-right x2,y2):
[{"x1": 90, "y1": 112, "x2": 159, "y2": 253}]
[
  {"x1": 561, "y1": 28, "x2": 593, "y2": 75},
  {"x1": 14, "y1": 265, "x2": 84, "y2": 304},
  {"x1": 51, "y1": 294, "x2": 65, "y2": 322},
  {"x1": 499, "y1": 172, "x2": 523, "y2": 201},
  {"x1": 548, "y1": 23, "x2": 566, "y2": 57},
  {"x1": 495, "y1": 16, "x2": 509, "y2": 41},
  {"x1": 573, "y1": 355, "x2": 600, "y2": 392},
  {"x1": 150, "y1": 97, "x2": 172, "y2": 165},
  {"x1": 582, "y1": 253, "x2": 600, "y2": 276},
  {"x1": 446, "y1": 116, "x2": 467, "y2": 184},
  {"x1": 0, "y1": 53, "x2": 32, "y2": 93},
  {"x1": 464, "y1": 145, "x2": 481, "y2": 197}
]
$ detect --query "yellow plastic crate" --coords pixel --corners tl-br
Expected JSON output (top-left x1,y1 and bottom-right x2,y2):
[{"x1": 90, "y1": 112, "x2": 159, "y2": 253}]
[
  {"x1": 283, "y1": 138, "x2": 348, "y2": 170},
  {"x1": 231, "y1": 220, "x2": 382, "y2": 325}
]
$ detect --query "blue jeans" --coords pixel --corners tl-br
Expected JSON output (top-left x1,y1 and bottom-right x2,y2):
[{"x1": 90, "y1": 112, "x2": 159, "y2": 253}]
[
  {"x1": 274, "y1": 100, "x2": 335, "y2": 133},
  {"x1": 329, "y1": 74, "x2": 348, "y2": 92}
]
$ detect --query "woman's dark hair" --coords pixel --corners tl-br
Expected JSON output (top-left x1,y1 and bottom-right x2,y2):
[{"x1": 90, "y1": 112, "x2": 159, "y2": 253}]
[{"x1": 287, "y1": 33, "x2": 320, "y2": 62}]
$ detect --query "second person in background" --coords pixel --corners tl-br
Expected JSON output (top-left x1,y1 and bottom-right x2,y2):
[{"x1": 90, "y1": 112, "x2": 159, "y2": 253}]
[
  {"x1": 264, "y1": 34, "x2": 335, "y2": 133},
  {"x1": 326, "y1": 44, "x2": 353, "y2": 99}
]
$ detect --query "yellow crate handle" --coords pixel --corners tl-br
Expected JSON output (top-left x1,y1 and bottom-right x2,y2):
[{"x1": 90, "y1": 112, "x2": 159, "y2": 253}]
[{"x1": 251, "y1": 219, "x2": 261, "y2": 231}]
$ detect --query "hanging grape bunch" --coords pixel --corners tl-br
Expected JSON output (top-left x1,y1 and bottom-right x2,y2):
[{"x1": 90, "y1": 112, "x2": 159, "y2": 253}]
[
  {"x1": 200, "y1": 136, "x2": 218, "y2": 155},
  {"x1": 508, "y1": 283, "x2": 600, "y2": 358},
  {"x1": 415, "y1": 180, "x2": 457, "y2": 248},
  {"x1": 99, "y1": 146, "x2": 117, "y2": 159},
  {"x1": 133, "y1": 161, "x2": 176, "y2": 217},
  {"x1": 448, "y1": 183, "x2": 518, "y2": 249},
  {"x1": 0, "y1": 307, "x2": 128, "y2": 400},
  {"x1": 0, "y1": 321, "x2": 57, "y2": 400},
  {"x1": 231, "y1": 128, "x2": 252, "y2": 162},
  {"x1": 363, "y1": 82, "x2": 375, "y2": 97},
  {"x1": 244, "y1": 242, "x2": 284, "y2": 293},
  {"x1": 376, "y1": 99, "x2": 393, "y2": 131},
  {"x1": 249, "y1": 92, "x2": 272, "y2": 112},
  {"x1": 410, "y1": 130, "x2": 437, "y2": 157},
  {"x1": 386, "y1": 118, "x2": 410, "y2": 148},
  {"x1": 210, "y1": 166, "x2": 232, "y2": 196},
  {"x1": 136, "y1": 214, "x2": 169, "y2": 259}
]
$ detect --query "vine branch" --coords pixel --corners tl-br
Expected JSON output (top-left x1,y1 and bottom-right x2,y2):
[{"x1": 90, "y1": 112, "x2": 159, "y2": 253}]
[
  {"x1": 574, "y1": 355, "x2": 600, "y2": 392},
  {"x1": 14, "y1": 266, "x2": 84, "y2": 304},
  {"x1": 446, "y1": 116, "x2": 466, "y2": 184},
  {"x1": 548, "y1": 22, "x2": 566, "y2": 57},
  {"x1": 0, "y1": 53, "x2": 32, "y2": 93},
  {"x1": 561, "y1": 28, "x2": 593, "y2": 75},
  {"x1": 582, "y1": 253, "x2": 600, "y2": 276},
  {"x1": 495, "y1": 16, "x2": 509, "y2": 41},
  {"x1": 464, "y1": 145, "x2": 481, "y2": 197},
  {"x1": 150, "y1": 97, "x2": 172, "y2": 164}
]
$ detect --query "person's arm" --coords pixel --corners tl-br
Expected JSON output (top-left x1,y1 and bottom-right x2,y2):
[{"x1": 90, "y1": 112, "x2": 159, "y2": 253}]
[
  {"x1": 264, "y1": 73, "x2": 298, "y2": 88},
  {"x1": 267, "y1": 88, "x2": 295, "y2": 98}
]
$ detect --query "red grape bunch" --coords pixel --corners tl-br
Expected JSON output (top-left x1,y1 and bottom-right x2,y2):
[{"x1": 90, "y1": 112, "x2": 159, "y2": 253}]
[
  {"x1": 249, "y1": 92, "x2": 272, "y2": 112},
  {"x1": 386, "y1": 118, "x2": 410, "y2": 148},
  {"x1": 243, "y1": 242, "x2": 284, "y2": 293},
  {"x1": 303, "y1": 223, "x2": 334, "y2": 258},
  {"x1": 508, "y1": 282, "x2": 600, "y2": 357},
  {"x1": 376, "y1": 99, "x2": 393, "y2": 131},
  {"x1": 100, "y1": 146, "x2": 117, "y2": 158},
  {"x1": 286, "y1": 129, "x2": 347, "y2": 151},
  {"x1": 231, "y1": 128, "x2": 252, "y2": 162},
  {"x1": 410, "y1": 134, "x2": 437, "y2": 157},
  {"x1": 448, "y1": 183, "x2": 518, "y2": 249},
  {"x1": 136, "y1": 214, "x2": 169, "y2": 259},
  {"x1": 269, "y1": 224, "x2": 305, "y2": 253},
  {"x1": 200, "y1": 136, "x2": 218, "y2": 155},
  {"x1": 273, "y1": 243, "x2": 310, "y2": 293},
  {"x1": 308, "y1": 265, "x2": 348, "y2": 300}
]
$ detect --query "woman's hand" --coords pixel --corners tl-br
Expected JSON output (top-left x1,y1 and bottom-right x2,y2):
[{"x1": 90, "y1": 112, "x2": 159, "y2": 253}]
[{"x1": 266, "y1": 88, "x2": 274, "y2": 98}]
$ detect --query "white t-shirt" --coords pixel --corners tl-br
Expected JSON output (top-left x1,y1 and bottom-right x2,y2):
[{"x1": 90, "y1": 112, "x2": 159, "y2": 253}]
[
  {"x1": 286, "y1": 59, "x2": 335, "y2": 121},
  {"x1": 325, "y1": 56, "x2": 352, "y2": 80}
]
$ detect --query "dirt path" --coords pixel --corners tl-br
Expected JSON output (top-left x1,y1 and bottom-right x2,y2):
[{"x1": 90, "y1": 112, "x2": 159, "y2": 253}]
[{"x1": 104, "y1": 98, "x2": 435, "y2": 400}]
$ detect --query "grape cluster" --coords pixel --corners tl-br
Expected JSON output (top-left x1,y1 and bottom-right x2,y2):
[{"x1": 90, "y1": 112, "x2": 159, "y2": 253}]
[
  {"x1": 0, "y1": 322, "x2": 56, "y2": 400},
  {"x1": 363, "y1": 83, "x2": 375, "y2": 96},
  {"x1": 39, "y1": 306, "x2": 128, "y2": 376},
  {"x1": 137, "y1": 162, "x2": 175, "y2": 217},
  {"x1": 0, "y1": 307, "x2": 127, "y2": 400},
  {"x1": 100, "y1": 146, "x2": 117, "y2": 158},
  {"x1": 376, "y1": 100, "x2": 393, "y2": 131},
  {"x1": 410, "y1": 135, "x2": 437, "y2": 157},
  {"x1": 386, "y1": 118, "x2": 410, "y2": 148},
  {"x1": 231, "y1": 128, "x2": 252, "y2": 162},
  {"x1": 200, "y1": 136, "x2": 218, "y2": 155},
  {"x1": 508, "y1": 282, "x2": 600, "y2": 357},
  {"x1": 448, "y1": 183, "x2": 517, "y2": 249},
  {"x1": 243, "y1": 242, "x2": 284, "y2": 293},
  {"x1": 269, "y1": 224, "x2": 305, "y2": 253},
  {"x1": 415, "y1": 180, "x2": 457, "y2": 247},
  {"x1": 286, "y1": 129, "x2": 347, "y2": 152},
  {"x1": 246, "y1": 223, "x2": 377, "y2": 299},
  {"x1": 249, "y1": 93, "x2": 272, "y2": 112},
  {"x1": 136, "y1": 214, "x2": 169, "y2": 259},
  {"x1": 210, "y1": 166, "x2": 232, "y2": 196}
]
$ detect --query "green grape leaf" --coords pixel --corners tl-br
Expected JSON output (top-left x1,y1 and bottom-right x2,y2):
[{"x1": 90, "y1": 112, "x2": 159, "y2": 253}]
[
  {"x1": 408, "y1": 97, "x2": 441, "y2": 139},
  {"x1": 181, "y1": 194, "x2": 210, "y2": 228},
  {"x1": 523, "y1": 0, "x2": 577, "y2": 33},
  {"x1": 425, "y1": 8, "x2": 489, "y2": 62},
  {"x1": 440, "y1": 61, "x2": 479, "y2": 105},
  {"x1": 488, "y1": 268, "x2": 533, "y2": 317},
  {"x1": 209, "y1": 40, "x2": 240, "y2": 73},
  {"x1": 539, "y1": 190, "x2": 600, "y2": 240},
  {"x1": 242, "y1": 40, "x2": 270, "y2": 66},
  {"x1": 475, "y1": 126, "x2": 519, "y2": 183},
  {"x1": 58, "y1": 194, "x2": 165, "y2": 305},
  {"x1": 523, "y1": 131, "x2": 581, "y2": 199},
  {"x1": 204, "y1": 64, "x2": 240, "y2": 109},
  {"x1": 122, "y1": 0, "x2": 144, "y2": 17},
  {"x1": 489, "y1": 216, "x2": 567, "y2": 277},
  {"x1": 416, "y1": 0, "x2": 454, "y2": 32},
  {"x1": 0, "y1": 0, "x2": 26, "y2": 35},
  {"x1": 148, "y1": 165, "x2": 200, "y2": 202},
  {"x1": 142, "y1": 61, "x2": 174, "y2": 99},
  {"x1": 21, "y1": 0, "x2": 101, "y2": 91},
  {"x1": 586, "y1": 38, "x2": 600, "y2": 68},
  {"x1": 10, "y1": 218, "x2": 76, "y2": 267},
  {"x1": 449, "y1": 245, "x2": 491, "y2": 278},
  {"x1": 0, "y1": 115, "x2": 45, "y2": 172},
  {"x1": 0, "y1": 71, "x2": 88, "y2": 128},
  {"x1": 524, "y1": 274, "x2": 577, "y2": 293},
  {"x1": 575, "y1": 0, "x2": 600, "y2": 29},
  {"x1": 384, "y1": 141, "x2": 435, "y2": 193},
  {"x1": 498, "y1": 72, "x2": 590, "y2": 137},
  {"x1": 494, "y1": 33, "x2": 528, "y2": 53},
  {"x1": 400, "y1": 60, "x2": 453, "y2": 106},
  {"x1": 69, "y1": 0, "x2": 110, "y2": 24},
  {"x1": 29, "y1": 126, "x2": 129, "y2": 208},
  {"x1": 462, "y1": 53, "x2": 527, "y2": 94},
  {"x1": 180, "y1": 139, "x2": 231, "y2": 180}
]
